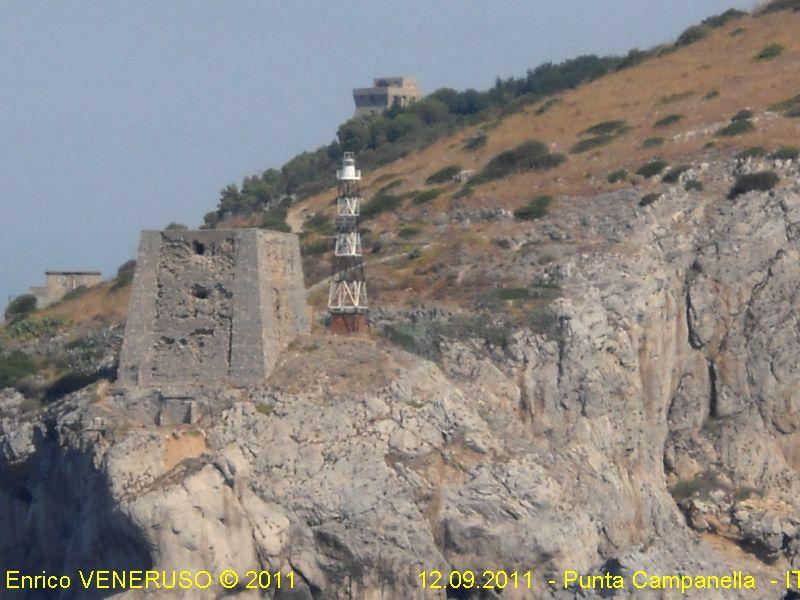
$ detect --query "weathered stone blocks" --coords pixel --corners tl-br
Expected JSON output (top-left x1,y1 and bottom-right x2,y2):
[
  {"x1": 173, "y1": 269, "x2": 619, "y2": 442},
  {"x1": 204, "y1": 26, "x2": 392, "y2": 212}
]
[{"x1": 118, "y1": 229, "x2": 309, "y2": 387}]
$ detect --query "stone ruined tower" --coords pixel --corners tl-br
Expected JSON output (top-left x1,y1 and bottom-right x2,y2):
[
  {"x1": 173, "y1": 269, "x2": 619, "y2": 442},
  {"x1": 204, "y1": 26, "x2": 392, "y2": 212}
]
[{"x1": 118, "y1": 228, "x2": 309, "y2": 388}]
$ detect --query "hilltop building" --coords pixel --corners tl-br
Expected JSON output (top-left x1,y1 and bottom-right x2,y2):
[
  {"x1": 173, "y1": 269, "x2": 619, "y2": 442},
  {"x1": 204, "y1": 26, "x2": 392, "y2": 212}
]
[
  {"x1": 352, "y1": 77, "x2": 422, "y2": 117},
  {"x1": 29, "y1": 271, "x2": 103, "y2": 308}
]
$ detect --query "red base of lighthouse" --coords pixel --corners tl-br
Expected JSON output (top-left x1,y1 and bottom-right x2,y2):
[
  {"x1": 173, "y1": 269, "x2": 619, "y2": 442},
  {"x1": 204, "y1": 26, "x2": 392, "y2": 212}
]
[{"x1": 328, "y1": 313, "x2": 368, "y2": 334}]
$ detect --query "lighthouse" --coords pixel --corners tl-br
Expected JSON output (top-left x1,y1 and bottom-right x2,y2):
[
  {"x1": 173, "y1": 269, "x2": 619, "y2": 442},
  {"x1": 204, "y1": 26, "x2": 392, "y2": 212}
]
[{"x1": 328, "y1": 152, "x2": 368, "y2": 333}]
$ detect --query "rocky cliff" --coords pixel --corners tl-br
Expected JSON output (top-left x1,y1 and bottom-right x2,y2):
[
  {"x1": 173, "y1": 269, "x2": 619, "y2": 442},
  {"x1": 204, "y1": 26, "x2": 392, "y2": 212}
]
[{"x1": 2, "y1": 158, "x2": 799, "y2": 599}]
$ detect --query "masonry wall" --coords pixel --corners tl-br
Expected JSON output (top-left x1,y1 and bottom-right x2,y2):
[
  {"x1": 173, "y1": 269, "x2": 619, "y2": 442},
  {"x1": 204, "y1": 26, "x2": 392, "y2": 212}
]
[{"x1": 118, "y1": 229, "x2": 309, "y2": 388}]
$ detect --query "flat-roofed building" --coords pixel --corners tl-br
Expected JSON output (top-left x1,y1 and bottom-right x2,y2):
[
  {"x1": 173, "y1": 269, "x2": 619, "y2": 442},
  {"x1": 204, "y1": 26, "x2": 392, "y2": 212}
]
[
  {"x1": 29, "y1": 271, "x2": 103, "y2": 308},
  {"x1": 353, "y1": 77, "x2": 422, "y2": 117}
]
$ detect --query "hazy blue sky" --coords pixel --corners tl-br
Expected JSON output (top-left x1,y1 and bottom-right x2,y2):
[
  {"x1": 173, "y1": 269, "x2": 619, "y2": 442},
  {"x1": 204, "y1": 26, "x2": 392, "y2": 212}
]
[{"x1": 0, "y1": 1, "x2": 755, "y2": 309}]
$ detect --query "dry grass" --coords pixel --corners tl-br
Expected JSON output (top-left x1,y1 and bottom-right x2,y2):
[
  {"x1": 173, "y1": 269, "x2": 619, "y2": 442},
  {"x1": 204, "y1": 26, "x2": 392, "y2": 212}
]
[
  {"x1": 290, "y1": 11, "x2": 800, "y2": 222},
  {"x1": 40, "y1": 281, "x2": 130, "y2": 328}
]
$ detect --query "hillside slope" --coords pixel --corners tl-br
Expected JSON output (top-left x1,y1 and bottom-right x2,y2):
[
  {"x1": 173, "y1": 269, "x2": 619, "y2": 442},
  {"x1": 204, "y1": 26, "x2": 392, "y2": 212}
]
[{"x1": 2, "y1": 6, "x2": 800, "y2": 598}]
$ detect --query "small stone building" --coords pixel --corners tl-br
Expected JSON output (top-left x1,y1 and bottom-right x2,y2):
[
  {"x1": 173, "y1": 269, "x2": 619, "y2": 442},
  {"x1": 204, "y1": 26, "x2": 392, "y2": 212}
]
[
  {"x1": 118, "y1": 229, "x2": 309, "y2": 388},
  {"x1": 353, "y1": 77, "x2": 422, "y2": 117},
  {"x1": 29, "y1": 271, "x2": 103, "y2": 308}
]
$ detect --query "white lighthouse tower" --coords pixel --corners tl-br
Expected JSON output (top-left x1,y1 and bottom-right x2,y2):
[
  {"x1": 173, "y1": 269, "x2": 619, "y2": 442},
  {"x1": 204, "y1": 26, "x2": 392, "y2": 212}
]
[{"x1": 328, "y1": 152, "x2": 368, "y2": 333}]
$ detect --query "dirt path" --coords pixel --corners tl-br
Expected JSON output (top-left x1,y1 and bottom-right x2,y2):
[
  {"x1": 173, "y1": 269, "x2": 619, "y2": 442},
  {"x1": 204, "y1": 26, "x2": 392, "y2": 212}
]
[{"x1": 306, "y1": 242, "x2": 438, "y2": 293}]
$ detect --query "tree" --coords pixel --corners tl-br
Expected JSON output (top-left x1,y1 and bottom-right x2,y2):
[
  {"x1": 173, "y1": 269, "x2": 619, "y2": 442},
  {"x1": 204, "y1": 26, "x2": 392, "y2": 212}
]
[
  {"x1": 4, "y1": 294, "x2": 37, "y2": 323},
  {"x1": 337, "y1": 119, "x2": 370, "y2": 152}
]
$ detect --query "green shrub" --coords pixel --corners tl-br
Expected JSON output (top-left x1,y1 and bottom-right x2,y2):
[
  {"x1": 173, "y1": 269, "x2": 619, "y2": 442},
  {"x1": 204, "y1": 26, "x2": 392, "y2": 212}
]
[
  {"x1": 4, "y1": 294, "x2": 37, "y2": 323},
  {"x1": 361, "y1": 193, "x2": 404, "y2": 218},
  {"x1": 377, "y1": 179, "x2": 404, "y2": 194},
  {"x1": 513, "y1": 195, "x2": 552, "y2": 221},
  {"x1": 570, "y1": 135, "x2": 613, "y2": 154},
  {"x1": 410, "y1": 188, "x2": 443, "y2": 205},
  {"x1": 300, "y1": 238, "x2": 330, "y2": 256},
  {"x1": 398, "y1": 226, "x2": 421, "y2": 239},
  {"x1": 464, "y1": 132, "x2": 487, "y2": 150},
  {"x1": 657, "y1": 91, "x2": 693, "y2": 105},
  {"x1": 639, "y1": 193, "x2": 661, "y2": 207},
  {"x1": 61, "y1": 286, "x2": 89, "y2": 303},
  {"x1": 642, "y1": 137, "x2": 664, "y2": 148},
  {"x1": 662, "y1": 164, "x2": 691, "y2": 183},
  {"x1": 3, "y1": 316, "x2": 68, "y2": 341},
  {"x1": 495, "y1": 287, "x2": 530, "y2": 301},
  {"x1": 109, "y1": 260, "x2": 136, "y2": 292},
  {"x1": 637, "y1": 160, "x2": 669, "y2": 178},
  {"x1": 260, "y1": 198, "x2": 291, "y2": 232},
  {"x1": 731, "y1": 27, "x2": 746, "y2": 36},
  {"x1": 769, "y1": 94, "x2": 800, "y2": 115},
  {"x1": 583, "y1": 120, "x2": 629, "y2": 136},
  {"x1": 756, "y1": 0, "x2": 800, "y2": 14},
  {"x1": 676, "y1": 25, "x2": 709, "y2": 47},
  {"x1": 732, "y1": 109, "x2": 754, "y2": 122},
  {"x1": 685, "y1": 179, "x2": 704, "y2": 192},
  {"x1": 165, "y1": 222, "x2": 188, "y2": 230},
  {"x1": 700, "y1": 8, "x2": 746, "y2": 27},
  {"x1": 655, "y1": 114, "x2": 683, "y2": 128},
  {"x1": 703, "y1": 141, "x2": 717, "y2": 149},
  {"x1": 606, "y1": 169, "x2": 629, "y2": 183},
  {"x1": 728, "y1": 171, "x2": 780, "y2": 198},
  {"x1": 425, "y1": 165, "x2": 461, "y2": 184},
  {"x1": 704, "y1": 90, "x2": 720, "y2": 100},
  {"x1": 535, "y1": 98, "x2": 562, "y2": 115},
  {"x1": 0, "y1": 351, "x2": 38, "y2": 388},
  {"x1": 757, "y1": 44, "x2": 785, "y2": 60},
  {"x1": 473, "y1": 141, "x2": 565, "y2": 184},
  {"x1": 736, "y1": 146, "x2": 767, "y2": 160},
  {"x1": 303, "y1": 213, "x2": 335, "y2": 235},
  {"x1": 770, "y1": 146, "x2": 799, "y2": 160},
  {"x1": 716, "y1": 119, "x2": 755, "y2": 137}
]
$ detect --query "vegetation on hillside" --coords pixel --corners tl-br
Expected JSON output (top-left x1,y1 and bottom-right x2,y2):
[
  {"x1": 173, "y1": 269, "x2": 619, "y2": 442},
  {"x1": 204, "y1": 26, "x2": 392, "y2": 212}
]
[{"x1": 200, "y1": 4, "x2": 779, "y2": 229}]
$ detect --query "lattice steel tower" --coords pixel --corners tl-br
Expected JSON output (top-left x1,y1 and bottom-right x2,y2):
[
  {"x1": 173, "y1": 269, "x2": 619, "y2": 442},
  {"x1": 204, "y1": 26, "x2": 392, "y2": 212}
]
[{"x1": 328, "y1": 152, "x2": 368, "y2": 333}]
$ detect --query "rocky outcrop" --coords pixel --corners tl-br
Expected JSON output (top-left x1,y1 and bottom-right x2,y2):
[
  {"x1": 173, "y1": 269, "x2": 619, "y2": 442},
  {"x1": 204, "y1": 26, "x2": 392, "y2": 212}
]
[{"x1": 1, "y1": 164, "x2": 799, "y2": 599}]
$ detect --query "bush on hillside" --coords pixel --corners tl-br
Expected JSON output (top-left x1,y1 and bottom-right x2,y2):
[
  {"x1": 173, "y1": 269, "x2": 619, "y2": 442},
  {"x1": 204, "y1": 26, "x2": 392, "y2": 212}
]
[
  {"x1": 464, "y1": 132, "x2": 487, "y2": 150},
  {"x1": 607, "y1": 169, "x2": 629, "y2": 183},
  {"x1": 728, "y1": 171, "x2": 780, "y2": 198},
  {"x1": 398, "y1": 226, "x2": 421, "y2": 239},
  {"x1": 736, "y1": 146, "x2": 767, "y2": 160},
  {"x1": 109, "y1": 260, "x2": 136, "y2": 293},
  {"x1": 361, "y1": 193, "x2": 404, "y2": 218},
  {"x1": 0, "y1": 351, "x2": 38, "y2": 389},
  {"x1": 717, "y1": 119, "x2": 755, "y2": 137},
  {"x1": 410, "y1": 188, "x2": 443, "y2": 205},
  {"x1": 4, "y1": 294, "x2": 37, "y2": 323},
  {"x1": 756, "y1": 0, "x2": 800, "y2": 15},
  {"x1": 732, "y1": 110, "x2": 754, "y2": 122},
  {"x1": 570, "y1": 135, "x2": 613, "y2": 154},
  {"x1": 473, "y1": 141, "x2": 565, "y2": 184},
  {"x1": 676, "y1": 25, "x2": 710, "y2": 47},
  {"x1": 757, "y1": 44, "x2": 785, "y2": 60},
  {"x1": 165, "y1": 222, "x2": 188, "y2": 230},
  {"x1": 583, "y1": 120, "x2": 629, "y2": 136},
  {"x1": 685, "y1": 179, "x2": 704, "y2": 192},
  {"x1": 642, "y1": 137, "x2": 664, "y2": 148},
  {"x1": 637, "y1": 160, "x2": 669, "y2": 178},
  {"x1": 426, "y1": 165, "x2": 461, "y2": 184},
  {"x1": 260, "y1": 198, "x2": 291, "y2": 232},
  {"x1": 513, "y1": 195, "x2": 552, "y2": 221},
  {"x1": 704, "y1": 90, "x2": 720, "y2": 100},
  {"x1": 770, "y1": 146, "x2": 800, "y2": 160},
  {"x1": 639, "y1": 193, "x2": 661, "y2": 207},
  {"x1": 300, "y1": 238, "x2": 330, "y2": 256},
  {"x1": 769, "y1": 94, "x2": 800, "y2": 118},
  {"x1": 662, "y1": 165, "x2": 691, "y2": 184},
  {"x1": 655, "y1": 114, "x2": 684, "y2": 128}
]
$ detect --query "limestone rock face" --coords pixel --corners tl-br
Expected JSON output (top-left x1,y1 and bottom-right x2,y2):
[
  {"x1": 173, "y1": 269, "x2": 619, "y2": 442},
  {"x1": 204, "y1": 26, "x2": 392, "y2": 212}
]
[{"x1": 2, "y1": 169, "x2": 800, "y2": 599}]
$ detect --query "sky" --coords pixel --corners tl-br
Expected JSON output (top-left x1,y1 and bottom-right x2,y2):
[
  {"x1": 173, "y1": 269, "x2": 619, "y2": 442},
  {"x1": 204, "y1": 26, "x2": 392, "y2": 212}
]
[{"x1": 0, "y1": 0, "x2": 756, "y2": 310}]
